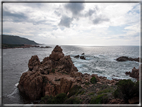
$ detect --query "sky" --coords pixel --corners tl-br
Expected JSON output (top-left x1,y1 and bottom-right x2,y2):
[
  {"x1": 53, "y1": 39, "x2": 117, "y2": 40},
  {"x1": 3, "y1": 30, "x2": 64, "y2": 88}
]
[{"x1": 2, "y1": 1, "x2": 141, "y2": 46}]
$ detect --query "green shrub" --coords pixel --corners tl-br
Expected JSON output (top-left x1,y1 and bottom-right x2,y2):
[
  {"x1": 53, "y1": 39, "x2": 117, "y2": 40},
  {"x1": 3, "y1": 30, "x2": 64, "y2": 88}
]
[
  {"x1": 51, "y1": 69, "x2": 55, "y2": 73},
  {"x1": 114, "y1": 79, "x2": 139, "y2": 103},
  {"x1": 85, "y1": 82, "x2": 90, "y2": 85},
  {"x1": 68, "y1": 85, "x2": 82, "y2": 98},
  {"x1": 97, "y1": 87, "x2": 113, "y2": 94},
  {"x1": 65, "y1": 97, "x2": 81, "y2": 104},
  {"x1": 90, "y1": 94, "x2": 108, "y2": 104},
  {"x1": 40, "y1": 93, "x2": 67, "y2": 104},
  {"x1": 90, "y1": 77, "x2": 97, "y2": 84},
  {"x1": 76, "y1": 90, "x2": 85, "y2": 95},
  {"x1": 42, "y1": 77, "x2": 48, "y2": 83},
  {"x1": 88, "y1": 92, "x2": 95, "y2": 96},
  {"x1": 40, "y1": 95, "x2": 55, "y2": 104},
  {"x1": 54, "y1": 93, "x2": 67, "y2": 104}
]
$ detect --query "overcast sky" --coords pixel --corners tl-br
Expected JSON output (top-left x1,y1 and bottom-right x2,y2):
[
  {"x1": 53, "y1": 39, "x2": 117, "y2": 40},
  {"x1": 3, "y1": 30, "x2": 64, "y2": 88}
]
[{"x1": 3, "y1": 2, "x2": 140, "y2": 46}]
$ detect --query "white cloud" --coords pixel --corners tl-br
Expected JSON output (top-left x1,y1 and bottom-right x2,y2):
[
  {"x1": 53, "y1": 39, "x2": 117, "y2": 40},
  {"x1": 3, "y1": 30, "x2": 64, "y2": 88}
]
[{"x1": 2, "y1": 3, "x2": 140, "y2": 46}]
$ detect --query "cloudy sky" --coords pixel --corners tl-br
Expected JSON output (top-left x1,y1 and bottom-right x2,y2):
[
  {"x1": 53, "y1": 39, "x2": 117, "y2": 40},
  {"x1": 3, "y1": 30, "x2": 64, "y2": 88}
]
[{"x1": 3, "y1": 2, "x2": 140, "y2": 46}]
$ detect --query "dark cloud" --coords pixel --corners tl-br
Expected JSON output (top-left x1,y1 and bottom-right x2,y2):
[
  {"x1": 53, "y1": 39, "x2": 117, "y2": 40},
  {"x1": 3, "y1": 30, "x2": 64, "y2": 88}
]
[
  {"x1": 93, "y1": 16, "x2": 109, "y2": 24},
  {"x1": 3, "y1": 9, "x2": 28, "y2": 22},
  {"x1": 65, "y1": 3, "x2": 84, "y2": 16},
  {"x1": 85, "y1": 9, "x2": 95, "y2": 16},
  {"x1": 3, "y1": 8, "x2": 51, "y2": 26},
  {"x1": 85, "y1": 6, "x2": 98, "y2": 17},
  {"x1": 59, "y1": 15, "x2": 73, "y2": 28}
]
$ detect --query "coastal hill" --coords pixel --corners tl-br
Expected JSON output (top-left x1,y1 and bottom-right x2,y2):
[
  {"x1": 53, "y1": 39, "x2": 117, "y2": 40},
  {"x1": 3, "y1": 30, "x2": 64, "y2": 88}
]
[{"x1": 2, "y1": 34, "x2": 38, "y2": 45}]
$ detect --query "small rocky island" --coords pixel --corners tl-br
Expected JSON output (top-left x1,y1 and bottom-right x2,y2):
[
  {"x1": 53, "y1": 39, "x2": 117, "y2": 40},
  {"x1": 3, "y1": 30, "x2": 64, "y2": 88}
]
[
  {"x1": 18, "y1": 45, "x2": 139, "y2": 104},
  {"x1": 116, "y1": 56, "x2": 140, "y2": 62}
]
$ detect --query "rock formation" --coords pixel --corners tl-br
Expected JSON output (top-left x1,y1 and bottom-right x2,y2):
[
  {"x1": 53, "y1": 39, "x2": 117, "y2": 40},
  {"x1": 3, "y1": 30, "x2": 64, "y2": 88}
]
[
  {"x1": 125, "y1": 64, "x2": 142, "y2": 81},
  {"x1": 18, "y1": 45, "x2": 78, "y2": 100},
  {"x1": 18, "y1": 45, "x2": 120, "y2": 102},
  {"x1": 116, "y1": 56, "x2": 140, "y2": 62},
  {"x1": 74, "y1": 53, "x2": 86, "y2": 60}
]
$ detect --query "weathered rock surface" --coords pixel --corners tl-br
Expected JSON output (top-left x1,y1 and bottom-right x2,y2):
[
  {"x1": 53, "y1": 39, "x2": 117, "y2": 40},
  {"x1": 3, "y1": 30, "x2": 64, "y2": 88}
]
[
  {"x1": 116, "y1": 56, "x2": 140, "y2": 62},
  {"x1": 18, "y1": 45, "x2": 119, "y2": 102},
  {"x1": 18, "y1": 45, "x2": 78, "y2": 100},
  {"x1": 125, "y1": 64, "x2": 142, "y2": 81}
]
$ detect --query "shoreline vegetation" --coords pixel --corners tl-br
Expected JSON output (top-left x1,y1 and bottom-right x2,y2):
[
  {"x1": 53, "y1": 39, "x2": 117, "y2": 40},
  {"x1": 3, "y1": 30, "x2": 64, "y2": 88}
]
[
  {"x1": 2, "y1": 44, "x2": 51, "y2": 49},
  {"x1": 17, "y1": 45, "x2": 140, "y2": 104}
]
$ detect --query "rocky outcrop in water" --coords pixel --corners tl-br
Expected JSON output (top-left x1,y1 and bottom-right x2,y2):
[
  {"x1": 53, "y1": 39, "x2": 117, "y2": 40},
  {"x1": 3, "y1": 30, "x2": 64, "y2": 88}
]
[
  {"x1": 116, "y1": 56, "x2": 140, "y2": 62},
  {"x1": 18, "y1": 45, "x2": 119, "y2": 101},
  {"x1": 125, "y1": 64, "x2": 142, "y2": 81},
  {"x1": 74, "y1": 53, "x2": 86, "y2": 60},
  {"x1": 18, "y1": 45, "x2": 78, "y2": 100}
]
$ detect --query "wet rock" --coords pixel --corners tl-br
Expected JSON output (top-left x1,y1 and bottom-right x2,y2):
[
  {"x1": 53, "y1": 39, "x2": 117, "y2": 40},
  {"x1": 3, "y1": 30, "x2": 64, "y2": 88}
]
[
  {"x1": 116, "y1": 56, "x2": 140, "y2": 62},
  {"x1": 81, "y1": 53, "x2": 85, "y2": 55},
  {"x1": 80, "y1": 56, "x2": 86, "y2": 60},
  {"x1": 74, "y1": 55, "x2": 80, "y2": 58}
]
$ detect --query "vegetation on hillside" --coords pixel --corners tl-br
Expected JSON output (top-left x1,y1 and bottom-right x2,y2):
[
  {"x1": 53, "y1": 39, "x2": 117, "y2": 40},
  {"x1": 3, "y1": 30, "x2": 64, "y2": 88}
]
[{"x1": 2, "y1": 34, "x2": 38, "y2": 45}]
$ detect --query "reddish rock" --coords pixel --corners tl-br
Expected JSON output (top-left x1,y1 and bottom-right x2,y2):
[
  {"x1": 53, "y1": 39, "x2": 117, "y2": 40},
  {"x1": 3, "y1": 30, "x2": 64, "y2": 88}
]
[
  {"x1": 49, "y1": 45, "x2": 64, "y2": 61},
  {"x1": 28, "y1": 55, "x2": 40, "y2": 71},
  {"x1": 108, "y1": 99, "x2": 125, "y2": 104},
  {"x1": 60, "y1": 78, "x2": 73, "y2": 93},
  {"x1": 18, "y1": 71, "x2": 43, "y2": 100},
  {"x1": 125, "y1": 65, "x2": 142, "y2": 81},
  {"x1": 18, "y1": 45, "x2": 78, "y2": 100},
  {"x1": 128, "y1": 97, "x2": 139, "y2": 104}
]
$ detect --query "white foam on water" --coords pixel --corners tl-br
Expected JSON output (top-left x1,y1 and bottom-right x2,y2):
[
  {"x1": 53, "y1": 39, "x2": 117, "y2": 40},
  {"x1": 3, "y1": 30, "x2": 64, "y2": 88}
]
[
  {"x1": 20, "y1": 68, "x2": 28, "y2": 75},
  {"x1": 7, "y1": 88, "x2": 18, "y2": 99},
  {"x1": 15, "y1": 83, "x2": 19, "y2": 87}
]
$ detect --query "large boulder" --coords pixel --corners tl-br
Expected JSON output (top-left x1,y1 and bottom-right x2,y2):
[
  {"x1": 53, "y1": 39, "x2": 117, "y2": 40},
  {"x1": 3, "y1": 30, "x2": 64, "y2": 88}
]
[{"x1": 18, "y1": 71, "x2": 43, "y2": 100}]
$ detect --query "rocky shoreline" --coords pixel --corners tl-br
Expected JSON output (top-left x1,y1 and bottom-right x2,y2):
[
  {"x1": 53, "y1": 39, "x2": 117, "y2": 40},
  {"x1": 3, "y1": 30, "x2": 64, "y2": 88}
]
[{"x1": 17, "y1": 45, "x2": 139, "y2": 104}]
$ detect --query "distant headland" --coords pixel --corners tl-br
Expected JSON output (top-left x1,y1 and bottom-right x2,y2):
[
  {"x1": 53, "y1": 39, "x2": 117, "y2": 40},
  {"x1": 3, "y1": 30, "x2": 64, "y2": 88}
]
[{"x1": 2, "y1": 34, "x2": 51, "y2": 49}]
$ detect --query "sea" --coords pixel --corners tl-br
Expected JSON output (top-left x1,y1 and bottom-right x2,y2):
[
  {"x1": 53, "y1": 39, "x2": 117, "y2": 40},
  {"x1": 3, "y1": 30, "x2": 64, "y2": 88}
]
[{"x1": 2, "y1": 45, "x2": 140, "y2": 104}]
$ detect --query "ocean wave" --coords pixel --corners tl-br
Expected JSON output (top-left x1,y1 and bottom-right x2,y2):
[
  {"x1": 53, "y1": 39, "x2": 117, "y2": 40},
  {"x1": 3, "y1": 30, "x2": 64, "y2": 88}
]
[
  {"x1": 20, "y1": 69, "x2": 28, "y2": 75},
  {"x1": 15, "y1": 83, "x2": 19, "y2": 87},
  {"x1": 7, "y1": 88, "x2": 18, "y2": 99}
]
